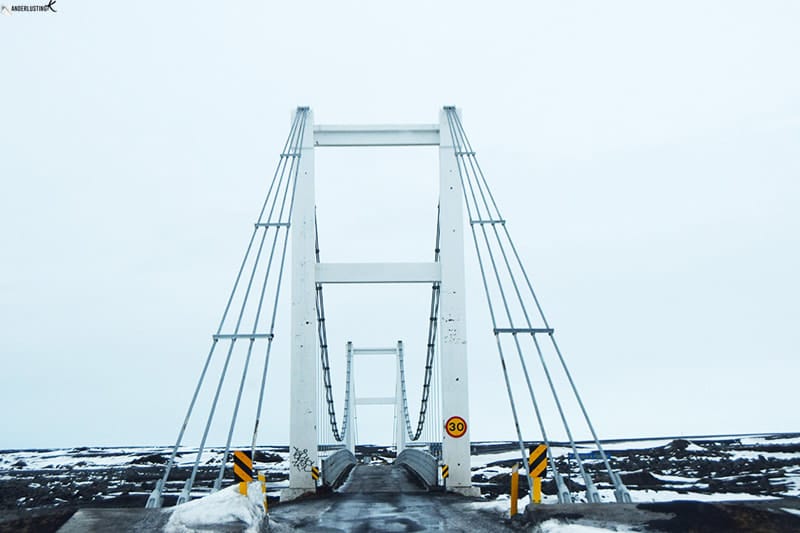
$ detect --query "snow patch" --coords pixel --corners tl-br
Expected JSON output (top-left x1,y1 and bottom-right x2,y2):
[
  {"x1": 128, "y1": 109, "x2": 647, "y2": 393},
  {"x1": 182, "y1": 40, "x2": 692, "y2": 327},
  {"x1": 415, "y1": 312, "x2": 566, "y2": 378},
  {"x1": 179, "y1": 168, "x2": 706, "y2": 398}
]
[
  {"x1": 727, "y1": 450, "x2": 799, "y2": 461},
  {"x1": 592, "y1": 439, "x2": 673, "y2": 451},
  {"x1": 629, "y1": 489, "x2": 778, "y2": 502},
  {"x1": 537, "y1": 519, "x2": 636, "y2": 532},
  {"x1": 739, "y1": 436, "x2": 800, "y2": 446},
  {"x1": 165, "y1": 482, "x2": 266, "y2": 533},
  {"x1": 651, "y1": 473, "x2": 700, "y2": 483}
]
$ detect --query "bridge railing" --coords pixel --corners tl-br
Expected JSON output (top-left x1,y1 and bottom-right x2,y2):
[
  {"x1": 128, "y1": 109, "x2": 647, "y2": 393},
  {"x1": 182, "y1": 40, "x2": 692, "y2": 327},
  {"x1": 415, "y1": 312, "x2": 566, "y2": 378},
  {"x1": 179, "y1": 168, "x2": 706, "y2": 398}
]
[
  {"x1": 321, "y1": 448, "x2": 357, "y2": 488},
  {"x1": 395, "y1": 448, "x2": 438, "y2": 489}
]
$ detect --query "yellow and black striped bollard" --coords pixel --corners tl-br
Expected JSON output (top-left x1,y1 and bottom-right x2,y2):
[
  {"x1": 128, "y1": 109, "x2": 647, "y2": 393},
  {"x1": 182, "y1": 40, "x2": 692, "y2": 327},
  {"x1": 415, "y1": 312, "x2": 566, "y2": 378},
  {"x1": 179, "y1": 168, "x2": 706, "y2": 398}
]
[
  {"x1": 528, "y1": 444, "x2": 548, "y2": 504},
  {"x1": 233, "y1": 450, "x2": 254, "y2": 496}
]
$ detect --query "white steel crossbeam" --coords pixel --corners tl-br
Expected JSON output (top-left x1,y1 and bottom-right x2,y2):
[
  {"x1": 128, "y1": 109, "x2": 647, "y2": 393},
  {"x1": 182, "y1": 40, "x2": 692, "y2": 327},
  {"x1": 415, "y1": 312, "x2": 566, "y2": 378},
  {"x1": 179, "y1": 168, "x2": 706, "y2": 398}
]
[
  {"x1": 314, "y1": 124, "x2": 439, "y2": 147},
  {"x1": 315, "y1": 262, "x2": 441, "y2": 284},
  {"x1": 351, "y1": 348, "x2": 397, "y2": 355},
  {"x1": 354, "y1": 397, "x2": 395, "y2": 405}
]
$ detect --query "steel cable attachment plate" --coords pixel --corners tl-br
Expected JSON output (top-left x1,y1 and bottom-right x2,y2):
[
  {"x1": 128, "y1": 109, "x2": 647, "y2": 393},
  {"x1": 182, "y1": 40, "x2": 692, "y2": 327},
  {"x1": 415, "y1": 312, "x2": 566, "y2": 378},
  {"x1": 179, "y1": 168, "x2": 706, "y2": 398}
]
[
  {"x1": 469, "y1": 219, "x2": 505, "y2": 225},
  {"x1": 212, "y1": 333, "x2": 274, "y2": 340},
  {"x1": 255, "y1": 222, "x2": 290, "y2": 227},
  {"x1": 493, "y1": 328, "x2": 554, "y2": 335}
]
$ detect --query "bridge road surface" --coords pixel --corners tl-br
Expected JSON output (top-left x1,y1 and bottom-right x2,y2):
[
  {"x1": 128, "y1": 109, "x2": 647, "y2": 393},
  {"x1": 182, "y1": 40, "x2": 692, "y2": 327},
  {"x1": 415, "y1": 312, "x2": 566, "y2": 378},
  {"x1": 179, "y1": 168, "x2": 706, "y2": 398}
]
[{"x1": 267, "y1": 463, "x2": 515, "y2": 532}]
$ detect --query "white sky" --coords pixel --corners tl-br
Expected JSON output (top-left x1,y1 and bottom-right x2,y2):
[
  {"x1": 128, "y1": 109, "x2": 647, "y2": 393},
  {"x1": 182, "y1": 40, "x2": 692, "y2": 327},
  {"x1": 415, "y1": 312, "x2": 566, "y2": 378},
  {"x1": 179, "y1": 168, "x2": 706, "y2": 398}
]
[{"x1": 1, "y1": 1, "x2": 798, "y2": 449}]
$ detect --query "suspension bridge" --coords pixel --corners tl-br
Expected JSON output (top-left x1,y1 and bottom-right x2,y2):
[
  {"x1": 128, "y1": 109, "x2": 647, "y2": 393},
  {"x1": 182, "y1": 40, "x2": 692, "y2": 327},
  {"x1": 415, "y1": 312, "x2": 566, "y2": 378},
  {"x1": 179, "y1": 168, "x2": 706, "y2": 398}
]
[{"x1": 143, "y1": 106, "x2": 631, "y2": 513}]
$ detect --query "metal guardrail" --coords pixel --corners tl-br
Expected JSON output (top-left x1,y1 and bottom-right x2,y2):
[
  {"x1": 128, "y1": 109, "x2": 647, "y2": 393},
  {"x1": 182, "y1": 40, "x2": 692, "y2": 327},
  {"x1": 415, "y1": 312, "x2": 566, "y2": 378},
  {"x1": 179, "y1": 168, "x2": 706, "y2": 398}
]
[
  {"x1": 395, "y1": 448, "x2": 438, "y2": 488},
  {"x1": 321, "y1": 448, "x2": 356, "y2": 488}
]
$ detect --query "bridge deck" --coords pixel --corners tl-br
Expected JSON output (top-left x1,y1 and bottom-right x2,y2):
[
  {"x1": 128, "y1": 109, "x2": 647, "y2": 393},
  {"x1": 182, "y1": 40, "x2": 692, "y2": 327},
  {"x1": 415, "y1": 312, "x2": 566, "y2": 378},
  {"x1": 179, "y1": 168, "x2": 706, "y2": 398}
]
[{"x1": 339, "y1": 464, "x2": 426, "y2": 493}]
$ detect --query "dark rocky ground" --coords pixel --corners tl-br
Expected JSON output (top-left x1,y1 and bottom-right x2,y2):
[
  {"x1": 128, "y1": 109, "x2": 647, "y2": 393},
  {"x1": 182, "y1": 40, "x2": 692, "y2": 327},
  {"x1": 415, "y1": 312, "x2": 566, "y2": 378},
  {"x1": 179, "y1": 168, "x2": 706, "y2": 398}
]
[
  {"x1": 1, "y1": 433, "x2": 798, "y2": 532},
  {"x1": 511, "y1": 499, "x2": 800, "y2": 533},
  {"x1": 472, "y1": 434, "x2": 800, "y2": 501}
]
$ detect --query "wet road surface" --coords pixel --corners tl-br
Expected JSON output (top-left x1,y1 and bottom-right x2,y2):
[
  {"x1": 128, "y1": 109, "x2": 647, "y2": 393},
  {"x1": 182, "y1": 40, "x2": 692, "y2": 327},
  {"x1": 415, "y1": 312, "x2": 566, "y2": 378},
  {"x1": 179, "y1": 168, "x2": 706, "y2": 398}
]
[
  {"x1": 268, "y1": 492, "x2": 512, "y2": 532},
  {"x1": 340, "y1": 464, "x2": 426, "y2": 494},
  {"x1": 268, "y1": 464, "x2": 512, "y2": 532}
]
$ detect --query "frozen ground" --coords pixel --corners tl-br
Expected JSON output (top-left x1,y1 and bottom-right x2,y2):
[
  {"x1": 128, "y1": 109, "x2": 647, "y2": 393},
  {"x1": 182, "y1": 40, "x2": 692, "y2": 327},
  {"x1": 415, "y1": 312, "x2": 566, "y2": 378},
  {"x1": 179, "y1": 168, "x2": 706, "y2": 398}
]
[
  {"x1": 470, "y1": 433, "x2": 800, "y2": 502},
  {"x1": 1, "y1": 433, "x2": 799, "y2": 531}
]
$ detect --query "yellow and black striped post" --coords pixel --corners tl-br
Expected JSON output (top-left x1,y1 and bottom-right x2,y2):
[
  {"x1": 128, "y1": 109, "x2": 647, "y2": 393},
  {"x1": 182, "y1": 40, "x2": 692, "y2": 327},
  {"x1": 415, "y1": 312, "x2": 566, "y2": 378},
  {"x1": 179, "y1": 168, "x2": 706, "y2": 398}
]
[
  {"x1": 233, "y1": 450, "x2": 254, "y2": 496},
  {"x1": 310, "y1": 465, "x2": 320, "y2": 484},
  {"x1": 528, "y1": 444, "x2": 547, "y2": 504},
  {"x1": 441, "y1": 464, "x2": 449, "y2": 487}
]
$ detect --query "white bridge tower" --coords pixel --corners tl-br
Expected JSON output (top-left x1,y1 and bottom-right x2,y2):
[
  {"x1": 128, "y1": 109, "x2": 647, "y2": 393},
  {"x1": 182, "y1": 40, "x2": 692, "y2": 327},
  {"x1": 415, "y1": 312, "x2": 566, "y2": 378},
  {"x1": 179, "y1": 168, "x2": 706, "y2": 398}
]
[{"x1": 281, "y1": 108, "x2": 478, "y2": 500}]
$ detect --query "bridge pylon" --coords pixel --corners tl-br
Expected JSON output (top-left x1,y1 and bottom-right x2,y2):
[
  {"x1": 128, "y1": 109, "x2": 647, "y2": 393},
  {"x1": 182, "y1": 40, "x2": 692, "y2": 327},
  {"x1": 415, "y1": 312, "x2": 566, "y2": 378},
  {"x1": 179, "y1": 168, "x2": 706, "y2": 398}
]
[
  {"x1": 282, "y1": 108, "x2": 477, "y2": 500},
  {"x1": 342, "y1": 341, "x2": 408, "y2": 456}
]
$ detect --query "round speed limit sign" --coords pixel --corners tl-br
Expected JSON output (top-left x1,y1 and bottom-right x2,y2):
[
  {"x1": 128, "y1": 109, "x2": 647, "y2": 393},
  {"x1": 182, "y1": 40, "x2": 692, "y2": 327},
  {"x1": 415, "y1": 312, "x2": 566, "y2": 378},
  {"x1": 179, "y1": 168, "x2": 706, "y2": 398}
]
[{"x1": 445, "y1": 416, "x2": 468, "y2": 438}]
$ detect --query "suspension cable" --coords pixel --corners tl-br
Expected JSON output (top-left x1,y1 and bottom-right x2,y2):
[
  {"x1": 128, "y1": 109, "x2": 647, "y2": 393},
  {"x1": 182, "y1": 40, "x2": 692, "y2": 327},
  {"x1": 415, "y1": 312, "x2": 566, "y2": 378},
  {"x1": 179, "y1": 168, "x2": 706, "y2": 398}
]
[
  {"x1": 444, "y1": 109, "x2": 534, "y2": 497},
  {"x1": 185, "y1": 108, "x2": 308, "y2": 494},
  {"x1": 151, "y1": 110, "x2": 305, "y2": 502},
  {"x1": 399, "y1": 208, "x2": 442, "y2": 441},
  {"x1": 214, "y1": 109, "x2": 308, "y2": 487},
  {"x1": 447, "y1": 108, "x2": 628, "y2": 501},
  {"x1": 451, "y1": 111, "x2": 618, "y2": 484},
  {"x1": 250, "y1": 110, "x2": 311, "y2": 457},
  {"x1": 315, "y1": 215, "x2": 348, "y2": 442},
  {"x1": 449, "y1": 110, "x2": 585, "y2": 489}
]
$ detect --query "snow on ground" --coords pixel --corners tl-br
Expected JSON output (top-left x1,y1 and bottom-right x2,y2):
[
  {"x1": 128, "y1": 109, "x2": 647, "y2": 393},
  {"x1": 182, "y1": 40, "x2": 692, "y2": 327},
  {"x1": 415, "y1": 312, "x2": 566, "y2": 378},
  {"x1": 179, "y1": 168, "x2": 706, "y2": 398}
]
[
  {"x1": 2, "y1": 433, "x2": 799, "y2": 512},
  {"x1": 0, "y1": 446, "x2": 291, "y2": 471},
  {"x1": 470, "y1": 450, "x2": 522, "y2": 469},
  {"x1": 165, "y1": 481, "x2": 266, "y2": 533},
  {"x1": 469, "y1": 494, "x2": 561, "y2": 515},
  {"x1": 586, "y1": 439, "x2": 673, "y2": 452},
  {"x1": 628, "y1": 489, "x2": 778, "y2": 503},
  {"x1": 468, "y1": 497, "x2": 513, "y2": 515},
  {"x1": 650, "y1": 473, "x2": 700, "y2": 483},
  {"x1": 785, "y1": 471, "x2": 800, "y2": 497},
  {"x1": 739, "y1": 435, "x2": 800, "y2": 446},
  {"x1": 726, "y1": 450, "x2": 800, "y2": 461},
  {"x1": 499, "y1": 486, "x2": 782, "y2": 506},
  {"x1": 684, "y1": 442, "x2": 705, "y2": 452},
  {"x1": 537, "y1": 519, "x2": 637, "y2": 532},
  {"x1": 471, "y1": 444, "x2": 598, "y2": 469},
  {"x1": 0, "y1": 448, "x2": 160, "y2": 470}
]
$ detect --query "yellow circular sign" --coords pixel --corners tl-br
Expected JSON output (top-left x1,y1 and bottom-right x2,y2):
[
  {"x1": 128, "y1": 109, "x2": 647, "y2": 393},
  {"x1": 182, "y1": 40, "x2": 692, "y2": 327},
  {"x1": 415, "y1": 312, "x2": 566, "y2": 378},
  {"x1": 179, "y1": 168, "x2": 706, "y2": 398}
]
[{"x1": 445, "y1": 416, "x2": 467, "y2": 438}]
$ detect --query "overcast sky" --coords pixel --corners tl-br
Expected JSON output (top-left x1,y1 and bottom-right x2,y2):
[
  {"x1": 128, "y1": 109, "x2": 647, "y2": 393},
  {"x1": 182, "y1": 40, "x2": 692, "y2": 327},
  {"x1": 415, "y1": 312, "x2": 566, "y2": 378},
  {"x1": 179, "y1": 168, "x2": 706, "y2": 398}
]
[{"x1": 1, "y1": 1, "x2": 798, "y2": 449}]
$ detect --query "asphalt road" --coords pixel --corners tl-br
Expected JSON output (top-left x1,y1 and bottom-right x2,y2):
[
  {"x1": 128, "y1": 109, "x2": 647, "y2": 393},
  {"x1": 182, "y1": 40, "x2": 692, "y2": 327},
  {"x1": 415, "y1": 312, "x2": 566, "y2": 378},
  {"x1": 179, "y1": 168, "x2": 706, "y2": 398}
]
[
  {"x1": 268, "y1": 492, "x2": 512, "y2": 532},
  {"x1": 268, "y1": 464, "x2": 513, "y2": 532}
]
